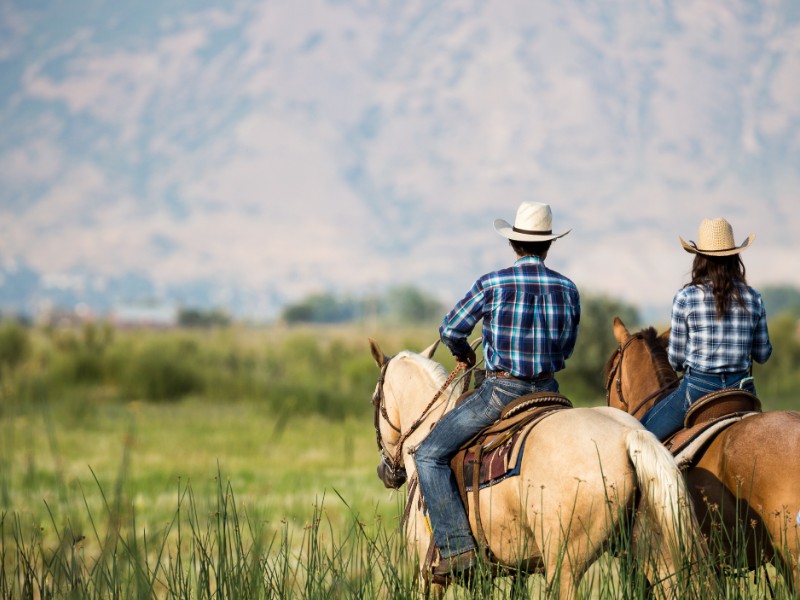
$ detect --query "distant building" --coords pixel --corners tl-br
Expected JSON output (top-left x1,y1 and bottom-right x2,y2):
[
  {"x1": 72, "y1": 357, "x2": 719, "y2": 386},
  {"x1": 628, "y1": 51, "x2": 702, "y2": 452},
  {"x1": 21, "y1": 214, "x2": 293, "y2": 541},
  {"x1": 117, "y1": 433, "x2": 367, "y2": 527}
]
[
  {"x1": 111, "y1": 301, "x2": 178, "y2": 329},
  {"x1": 36, "y1": 301, "x2": 95, "y2": 328}
]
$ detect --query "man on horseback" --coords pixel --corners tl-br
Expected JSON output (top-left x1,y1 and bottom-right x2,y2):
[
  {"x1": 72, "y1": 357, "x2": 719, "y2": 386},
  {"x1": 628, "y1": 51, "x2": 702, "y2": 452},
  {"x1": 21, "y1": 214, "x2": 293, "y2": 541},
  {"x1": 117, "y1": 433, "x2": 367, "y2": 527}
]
[{"x1": 414, "y1": 201, "x2": 580, "y2": 580}]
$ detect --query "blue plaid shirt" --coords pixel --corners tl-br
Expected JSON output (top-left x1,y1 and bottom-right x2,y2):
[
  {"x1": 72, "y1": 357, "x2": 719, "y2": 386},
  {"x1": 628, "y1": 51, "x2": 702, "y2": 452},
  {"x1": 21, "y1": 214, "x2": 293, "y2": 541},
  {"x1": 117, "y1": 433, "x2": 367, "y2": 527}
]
[
  {"x1": 668, "y1": 280, "x2": 772, "y2": 374},
  {"x1": 439, "y1": 256, "x2": 580, "y2": 378}
]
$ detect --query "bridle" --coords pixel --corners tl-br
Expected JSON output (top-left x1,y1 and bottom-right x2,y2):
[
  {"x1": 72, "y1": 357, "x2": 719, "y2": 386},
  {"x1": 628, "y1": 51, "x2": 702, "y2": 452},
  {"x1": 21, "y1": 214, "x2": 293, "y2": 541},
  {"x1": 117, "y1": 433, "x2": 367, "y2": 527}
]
[
  {"x1": 371, "y1": 358, "x2": 403, "y2": 480},
  {"x1": 371, "y1": 356, "x2": 470, "y2": 480},
  {"x1": 605, "y1": 334, "x2": 678, "y2": 420}
]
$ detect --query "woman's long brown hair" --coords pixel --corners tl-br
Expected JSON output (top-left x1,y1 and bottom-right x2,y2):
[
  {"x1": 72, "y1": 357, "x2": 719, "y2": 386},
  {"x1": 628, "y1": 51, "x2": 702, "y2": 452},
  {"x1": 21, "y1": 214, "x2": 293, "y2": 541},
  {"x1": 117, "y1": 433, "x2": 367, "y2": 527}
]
[{"x1": 688, "y1": 254, "x2": 747, "y2": 318}]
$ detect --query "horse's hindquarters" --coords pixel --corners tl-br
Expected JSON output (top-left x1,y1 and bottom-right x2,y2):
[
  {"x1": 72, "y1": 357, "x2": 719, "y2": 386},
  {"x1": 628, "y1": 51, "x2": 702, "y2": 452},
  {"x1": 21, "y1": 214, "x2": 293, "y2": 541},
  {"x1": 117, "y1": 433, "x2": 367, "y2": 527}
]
[
  {"x1": 474, "y1": 409, "x2": 640, "y2": 574},
  {"x1": 691, "y1": 411, "x2": 800, "y2": 582}
]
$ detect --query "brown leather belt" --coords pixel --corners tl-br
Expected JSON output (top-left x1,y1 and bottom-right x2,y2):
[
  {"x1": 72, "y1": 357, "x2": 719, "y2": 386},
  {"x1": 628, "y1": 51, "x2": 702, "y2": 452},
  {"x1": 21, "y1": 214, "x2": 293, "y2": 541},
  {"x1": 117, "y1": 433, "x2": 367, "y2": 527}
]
[{"x1": 486, "y1": 370, "x2": 553, "y2": 383}]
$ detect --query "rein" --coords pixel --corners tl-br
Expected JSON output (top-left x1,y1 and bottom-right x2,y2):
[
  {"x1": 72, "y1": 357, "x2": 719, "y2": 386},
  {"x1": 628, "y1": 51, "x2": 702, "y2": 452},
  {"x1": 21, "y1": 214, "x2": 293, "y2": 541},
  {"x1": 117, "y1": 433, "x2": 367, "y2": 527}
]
[
  {"x1": 606, "y1": 334, "x2": 679, "y2": 419},
  {"x1": 372, "y1": 357, "x2": 472, "y2": 477}
]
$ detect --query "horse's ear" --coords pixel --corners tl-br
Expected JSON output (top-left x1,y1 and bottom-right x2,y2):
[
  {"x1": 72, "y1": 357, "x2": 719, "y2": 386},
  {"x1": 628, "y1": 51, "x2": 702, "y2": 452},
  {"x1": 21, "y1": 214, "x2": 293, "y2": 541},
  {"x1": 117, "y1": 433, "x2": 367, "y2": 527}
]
[
  {"x1": 369, "y1": 338, "x2": 386, "y2": 368},
  {"x1": 613, "y1": 316, "x2": 630, "y2": 343},
  {"x1": 658, "y1": 328, "x2": 670, "y2": 347},
  {"x1": 421, "y1": 339, "x2": 439, "y2": 359}
]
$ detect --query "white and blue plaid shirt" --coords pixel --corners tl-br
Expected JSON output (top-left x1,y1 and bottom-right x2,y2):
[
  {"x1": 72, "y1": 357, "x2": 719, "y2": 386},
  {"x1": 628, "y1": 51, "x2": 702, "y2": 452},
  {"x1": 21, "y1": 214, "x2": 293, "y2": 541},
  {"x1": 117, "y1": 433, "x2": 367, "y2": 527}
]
[
  {"x1": 668, "y1": 280, "x2": 772, "y2": 374},
  {"x1": 439, "y1": 256, "x2": 580, "y2": 378}
]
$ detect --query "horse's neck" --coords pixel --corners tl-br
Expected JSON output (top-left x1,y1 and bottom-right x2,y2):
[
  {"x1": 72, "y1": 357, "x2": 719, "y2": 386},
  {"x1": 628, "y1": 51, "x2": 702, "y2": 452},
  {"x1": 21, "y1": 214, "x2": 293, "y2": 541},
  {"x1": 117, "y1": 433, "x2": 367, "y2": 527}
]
[
  {"x1": 626, "y1": 354, "x2": 670, "y2": 419},
  {"x1": 391, "y1": 356, "x2": 452, "y2": 423},
  {"x1": 399, "y1": 379, "x2": 455, "y2": 437},
  {"x1": 391, "y1": 359, "x2": 459, "y2": 470}
]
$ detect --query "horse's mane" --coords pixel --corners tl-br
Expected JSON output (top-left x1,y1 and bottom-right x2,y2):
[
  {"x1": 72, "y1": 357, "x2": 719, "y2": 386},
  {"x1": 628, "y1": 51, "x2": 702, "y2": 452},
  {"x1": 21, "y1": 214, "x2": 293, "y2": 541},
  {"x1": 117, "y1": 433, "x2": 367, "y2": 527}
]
[
  {"x1": 395, "y1": 350, "x2": 448, "y2": 386},
  {"x1": 603, "y1": 327, "x2": 678, "y2": 390},
  {"x1": 639, "y1": 327, "x2": 678, "y2": 389}
]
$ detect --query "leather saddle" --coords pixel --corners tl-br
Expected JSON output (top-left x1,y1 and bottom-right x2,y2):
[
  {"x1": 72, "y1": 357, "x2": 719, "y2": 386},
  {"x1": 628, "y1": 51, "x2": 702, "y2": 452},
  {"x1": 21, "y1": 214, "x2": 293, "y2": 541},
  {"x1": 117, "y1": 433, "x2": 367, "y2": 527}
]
[
  {"x1": 449, "y1": 392, "x2": 572, "y2": 526},
  {"x1": 664, "y1": 388, "x2": 762, "y2": 461}
]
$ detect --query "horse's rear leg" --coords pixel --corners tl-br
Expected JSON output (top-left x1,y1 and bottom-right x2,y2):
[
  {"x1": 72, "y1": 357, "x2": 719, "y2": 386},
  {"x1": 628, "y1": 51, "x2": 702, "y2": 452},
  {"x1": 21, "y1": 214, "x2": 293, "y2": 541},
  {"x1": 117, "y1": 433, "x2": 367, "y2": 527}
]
[
  {"x1": 772, "y1": 545, "x2": 798, "y2": 597},
  {"x1": 542, "y1": 545, "x2": 595, "y2": 600},
  {"x1": 763, "y1": 505, "x2": 800, "y2": 595},
  {"x1": 543, "y1": 564, "x2": 583, "y2": 600}
]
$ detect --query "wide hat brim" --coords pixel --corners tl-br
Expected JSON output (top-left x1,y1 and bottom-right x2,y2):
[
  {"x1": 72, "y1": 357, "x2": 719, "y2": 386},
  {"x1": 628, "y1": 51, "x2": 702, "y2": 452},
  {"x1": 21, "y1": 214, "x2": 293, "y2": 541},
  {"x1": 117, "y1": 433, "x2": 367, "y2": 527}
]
[
  {"x1": 679, "y1": 233, "x2": 755, "y2": 256},
  {"x1": 494, "y1": 219, "x2": 571, "y2": 242}
]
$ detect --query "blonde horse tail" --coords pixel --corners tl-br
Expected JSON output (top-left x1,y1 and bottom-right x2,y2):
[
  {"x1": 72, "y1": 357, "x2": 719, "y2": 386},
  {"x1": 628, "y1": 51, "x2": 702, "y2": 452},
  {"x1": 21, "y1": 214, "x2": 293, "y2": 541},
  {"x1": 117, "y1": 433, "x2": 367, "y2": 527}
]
[{"x1": 624, "y1": 428, "x2": 702, "y2": 574}]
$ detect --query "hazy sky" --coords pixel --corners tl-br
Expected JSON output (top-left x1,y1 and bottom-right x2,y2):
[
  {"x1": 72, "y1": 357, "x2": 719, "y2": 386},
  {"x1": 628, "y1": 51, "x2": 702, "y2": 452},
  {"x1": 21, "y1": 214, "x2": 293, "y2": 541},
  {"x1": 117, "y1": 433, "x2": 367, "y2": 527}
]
[{"x1": 1, "y1": 0, "x2": 798, "y2": 318}]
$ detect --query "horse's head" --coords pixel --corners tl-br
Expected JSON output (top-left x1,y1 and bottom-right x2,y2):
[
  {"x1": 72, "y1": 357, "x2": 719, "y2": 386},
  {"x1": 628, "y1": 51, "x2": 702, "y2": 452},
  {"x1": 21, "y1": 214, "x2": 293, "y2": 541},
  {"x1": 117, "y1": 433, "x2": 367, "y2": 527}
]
[
  {"x1": 368, "y1": 338, "x2": 444, "y2": 489},
  {"x1": 605, "y1": 317, "x2": 676, "y2": 420}
]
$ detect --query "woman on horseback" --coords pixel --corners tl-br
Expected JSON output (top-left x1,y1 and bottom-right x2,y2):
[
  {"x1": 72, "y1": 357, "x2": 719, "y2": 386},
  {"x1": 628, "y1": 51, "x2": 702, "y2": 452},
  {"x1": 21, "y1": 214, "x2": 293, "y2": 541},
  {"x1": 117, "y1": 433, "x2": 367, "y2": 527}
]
[{"x1": 641, "y1": 217, "x2": 772, "y2": 441}]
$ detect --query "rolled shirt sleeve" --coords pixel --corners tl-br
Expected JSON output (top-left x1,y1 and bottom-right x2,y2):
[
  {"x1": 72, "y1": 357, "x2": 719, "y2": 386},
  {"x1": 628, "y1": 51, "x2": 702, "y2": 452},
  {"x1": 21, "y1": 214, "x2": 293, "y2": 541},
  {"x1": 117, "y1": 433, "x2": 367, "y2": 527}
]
[
  {"x1": 667, "y1": 291, "x2": 688, "y2": 372},
  {"x1": 751, "y1": 294, "x2": 772, "y2": 364},
  {"x1": 440, "y1": 280, "x2": 485, "y2": 360}
]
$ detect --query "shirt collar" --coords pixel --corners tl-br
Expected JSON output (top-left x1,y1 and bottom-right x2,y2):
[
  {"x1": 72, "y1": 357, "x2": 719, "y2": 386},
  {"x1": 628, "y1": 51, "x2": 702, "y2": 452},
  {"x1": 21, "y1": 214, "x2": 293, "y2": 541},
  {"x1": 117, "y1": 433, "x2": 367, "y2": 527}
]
[{"x1": 514, "y1": 255, "x2": 544, "y2": 267}]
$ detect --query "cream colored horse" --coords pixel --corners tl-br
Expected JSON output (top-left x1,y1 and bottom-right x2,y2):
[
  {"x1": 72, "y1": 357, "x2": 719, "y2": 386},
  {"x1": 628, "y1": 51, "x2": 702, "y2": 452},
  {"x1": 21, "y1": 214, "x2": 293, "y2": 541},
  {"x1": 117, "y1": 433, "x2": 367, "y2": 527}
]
[{"x1": 370, "y1": 339, "x2": 704, "y2": 598}]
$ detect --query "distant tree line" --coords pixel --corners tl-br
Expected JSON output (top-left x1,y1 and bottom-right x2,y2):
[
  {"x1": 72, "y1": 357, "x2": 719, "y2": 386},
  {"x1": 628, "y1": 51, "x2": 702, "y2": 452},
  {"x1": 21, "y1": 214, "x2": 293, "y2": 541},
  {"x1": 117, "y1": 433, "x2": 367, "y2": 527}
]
[
  {"x1": 0, "y1": 284, "x2": 797, "y2": 409},
  {"x1": 280, "y1": 285, "x2": 445, "y2": 324},
  {"x1": 178, "y1": 307, "x2": 231, "y2": 328},
  {"x1": 761, "y1": 285, "x2": 800, "y2": 318},
  {"x1": 279, "y1": 284, "x2": 800, "y2": 326}
]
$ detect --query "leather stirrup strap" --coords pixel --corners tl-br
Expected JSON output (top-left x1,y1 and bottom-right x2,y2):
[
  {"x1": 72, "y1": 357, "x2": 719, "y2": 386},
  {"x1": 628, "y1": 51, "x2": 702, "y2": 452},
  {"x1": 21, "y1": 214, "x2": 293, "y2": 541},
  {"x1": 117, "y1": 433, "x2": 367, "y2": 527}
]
[{"x1": 471, "y1": 445, "x2": 489, "y2": 561}]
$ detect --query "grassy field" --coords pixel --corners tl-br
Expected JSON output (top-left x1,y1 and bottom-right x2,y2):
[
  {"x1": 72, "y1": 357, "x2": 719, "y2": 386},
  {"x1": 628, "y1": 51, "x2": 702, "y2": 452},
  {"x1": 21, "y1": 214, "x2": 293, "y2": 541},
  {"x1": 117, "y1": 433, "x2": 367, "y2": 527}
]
[
  {"x1": 1, "y1": 322, "x2": 798, "y2": 597},
  {"x1": 3, "y1": 398, "x2": 795, "y2": 599},
  {"x1": 2, "y1": 399, "x2": 392, "y2": 530},
  {"x1": 1, "y1": 398, "x2": 412, "y2": 598}
]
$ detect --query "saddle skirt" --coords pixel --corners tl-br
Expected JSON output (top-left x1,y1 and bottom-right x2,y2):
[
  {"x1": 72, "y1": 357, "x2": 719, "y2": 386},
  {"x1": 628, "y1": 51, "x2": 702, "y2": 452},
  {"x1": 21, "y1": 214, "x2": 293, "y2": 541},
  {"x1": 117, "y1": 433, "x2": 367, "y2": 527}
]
[{"x1": 665, "y1": 388, "x2": 761, "y2": 467}]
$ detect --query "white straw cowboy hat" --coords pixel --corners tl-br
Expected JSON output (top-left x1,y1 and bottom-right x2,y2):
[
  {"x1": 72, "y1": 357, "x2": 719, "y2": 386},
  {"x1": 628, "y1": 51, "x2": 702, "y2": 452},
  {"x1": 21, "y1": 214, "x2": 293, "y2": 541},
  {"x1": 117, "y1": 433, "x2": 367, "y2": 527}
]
[
  {"x1": 494, "y1": 202, "x2": 571, "y2": 242},
  {"x1": 680, "y1": 217, "x2": 755, "y2": 256}
]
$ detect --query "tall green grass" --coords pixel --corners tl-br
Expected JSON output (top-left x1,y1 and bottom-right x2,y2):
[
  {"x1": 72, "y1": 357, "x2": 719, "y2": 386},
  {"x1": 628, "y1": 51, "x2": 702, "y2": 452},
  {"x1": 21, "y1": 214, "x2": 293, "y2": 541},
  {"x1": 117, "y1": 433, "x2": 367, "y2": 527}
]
[
  {"x1": 0, "y1": 390, "x2": 794, "y2": 598},
  {"x1": 2, "y1": 464, "x2": 795, "y2": 598},
  {"x1": 0, "y1": 471, "x2": 411, "y2": 599}
]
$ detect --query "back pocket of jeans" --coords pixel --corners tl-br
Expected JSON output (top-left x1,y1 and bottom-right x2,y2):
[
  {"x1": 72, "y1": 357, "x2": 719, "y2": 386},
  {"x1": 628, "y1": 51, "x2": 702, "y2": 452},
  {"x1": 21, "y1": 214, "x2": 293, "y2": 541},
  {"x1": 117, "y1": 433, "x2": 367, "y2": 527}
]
[
  {"x1": 484, "y1": 386, "x2": 515, "y2": 419},
  {"x1": 686, "y1": 380, "x2": 717, "y2": 405}
]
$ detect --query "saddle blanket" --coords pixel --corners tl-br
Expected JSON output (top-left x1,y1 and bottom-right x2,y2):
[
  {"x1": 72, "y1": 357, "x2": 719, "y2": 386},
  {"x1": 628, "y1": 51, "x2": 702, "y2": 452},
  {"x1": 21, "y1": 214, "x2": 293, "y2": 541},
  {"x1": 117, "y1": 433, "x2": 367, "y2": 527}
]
[
  {"x1": 672, "y1": 412, "x2": 759, "y2": 468},
  {"x1": 461, "y1": 427, "x2": 530, "y2": 491}
]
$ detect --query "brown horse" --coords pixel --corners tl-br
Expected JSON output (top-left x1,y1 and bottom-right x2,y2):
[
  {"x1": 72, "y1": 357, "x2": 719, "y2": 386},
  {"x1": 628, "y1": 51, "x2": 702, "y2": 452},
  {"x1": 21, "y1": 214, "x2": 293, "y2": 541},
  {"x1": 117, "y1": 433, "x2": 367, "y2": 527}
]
[
  {"x1": 370, "y1": 338, "x2": 705, "y2": 598},
  {"x1": 606, "y1": 317, "x2": 800, "y2": 591}
]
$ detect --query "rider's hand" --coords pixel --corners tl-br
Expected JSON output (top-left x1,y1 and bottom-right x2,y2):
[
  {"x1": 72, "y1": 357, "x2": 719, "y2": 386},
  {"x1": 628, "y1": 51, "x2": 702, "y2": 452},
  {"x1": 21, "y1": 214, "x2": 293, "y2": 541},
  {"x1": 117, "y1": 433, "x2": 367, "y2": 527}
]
[{"x1": 456, "y1": 347, "x2": 476, "y2": 368}]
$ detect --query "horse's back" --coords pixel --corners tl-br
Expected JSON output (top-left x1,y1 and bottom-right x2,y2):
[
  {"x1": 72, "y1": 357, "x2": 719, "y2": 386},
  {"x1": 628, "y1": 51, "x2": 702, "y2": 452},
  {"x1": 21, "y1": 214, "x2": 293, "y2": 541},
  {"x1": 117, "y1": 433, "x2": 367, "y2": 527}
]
[
  {"x1": 475, "y1": 407, "x2": 641, "y2": 566},
  {"x1": 703, "y1": 411, "x2": 800, "y2": 500},
  {"x1": 504, "y1": 407, "x2": 641, "y2": 509}
]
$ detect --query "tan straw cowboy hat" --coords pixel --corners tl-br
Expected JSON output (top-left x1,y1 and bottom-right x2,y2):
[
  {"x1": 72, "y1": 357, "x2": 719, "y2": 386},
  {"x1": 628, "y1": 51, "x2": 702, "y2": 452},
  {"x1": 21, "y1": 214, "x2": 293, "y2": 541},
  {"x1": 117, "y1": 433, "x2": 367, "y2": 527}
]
[
  {"x1": 680, "y1": 217, "x2": 755, "y2": 256},
  {"x1": 494, "y1": 202, "x2": 571, "y2": 242}
]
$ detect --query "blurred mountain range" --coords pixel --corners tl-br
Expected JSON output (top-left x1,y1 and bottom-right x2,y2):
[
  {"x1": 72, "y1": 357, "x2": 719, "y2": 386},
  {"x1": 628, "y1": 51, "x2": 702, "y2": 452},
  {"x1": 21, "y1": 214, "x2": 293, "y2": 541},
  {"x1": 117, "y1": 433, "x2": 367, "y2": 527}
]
[{"x1": 1, "y1": 1, "x2": 798, "y2": 320}]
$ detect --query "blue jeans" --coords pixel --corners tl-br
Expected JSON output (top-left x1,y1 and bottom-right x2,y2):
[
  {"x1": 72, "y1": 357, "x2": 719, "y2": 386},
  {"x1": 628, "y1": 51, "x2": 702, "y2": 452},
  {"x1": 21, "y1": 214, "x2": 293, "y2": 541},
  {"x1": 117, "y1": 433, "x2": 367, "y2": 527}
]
[
  {"x1": 414, "y1": 375, "x2": 559, "y2": 558},
  {"x1": 641, "y1": 368, "x2": 755, "y2": 442}
]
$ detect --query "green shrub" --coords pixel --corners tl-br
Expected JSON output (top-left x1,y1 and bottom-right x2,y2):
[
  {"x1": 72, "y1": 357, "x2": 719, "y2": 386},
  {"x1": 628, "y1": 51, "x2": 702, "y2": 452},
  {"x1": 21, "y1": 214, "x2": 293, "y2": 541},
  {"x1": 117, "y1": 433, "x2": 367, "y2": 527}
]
[
  {"x1": 0, "y1": 322, "x2": 30, "y2": 371},
  {"x1": 124, "y1": 337, "x2": 204, "y2": 402}
]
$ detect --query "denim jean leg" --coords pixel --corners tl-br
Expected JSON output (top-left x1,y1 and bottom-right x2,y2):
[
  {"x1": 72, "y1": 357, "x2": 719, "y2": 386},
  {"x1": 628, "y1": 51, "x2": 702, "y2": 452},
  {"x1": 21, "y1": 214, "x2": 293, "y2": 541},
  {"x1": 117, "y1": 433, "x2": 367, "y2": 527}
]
[
  {"x1": 642, "y1": 369, "x2": 756, "y2": 442},
  {"x1": 414, "y1": 379, "x2": 530, "y2": 558},
  {"x1": 640, "y1": 379, "x2": 689, "y2": 442}
]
